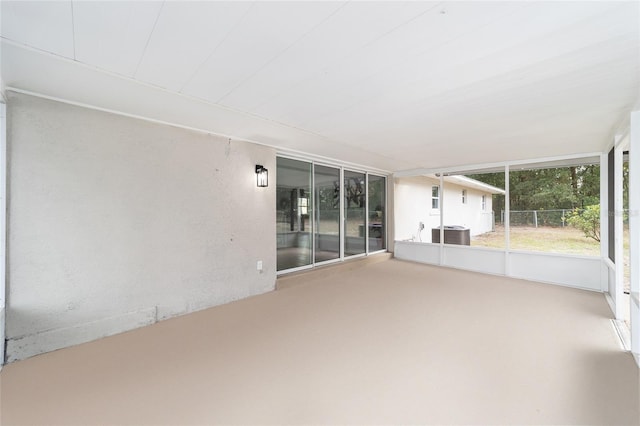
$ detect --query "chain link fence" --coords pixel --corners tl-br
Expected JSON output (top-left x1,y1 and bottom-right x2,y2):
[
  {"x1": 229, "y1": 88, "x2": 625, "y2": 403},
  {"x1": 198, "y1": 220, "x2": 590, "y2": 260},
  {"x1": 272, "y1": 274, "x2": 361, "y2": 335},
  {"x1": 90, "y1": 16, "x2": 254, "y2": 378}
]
[
  {"x1": 503, "y1": 209, "x2": 574, "y2": 227},
  {"x1": 496, "y1": 208, "x2": 630, "y2": 227}
]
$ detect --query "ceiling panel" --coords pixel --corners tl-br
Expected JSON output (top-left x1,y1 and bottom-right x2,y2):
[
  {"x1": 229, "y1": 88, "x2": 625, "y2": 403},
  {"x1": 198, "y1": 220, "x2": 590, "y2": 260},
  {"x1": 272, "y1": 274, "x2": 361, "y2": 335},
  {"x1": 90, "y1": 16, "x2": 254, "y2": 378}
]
[
  {"x1": 1, "y1": 38, "x2": 409, "y2": 172},
  {"x1": 0, "y1": 1, "x2": 74, "y2": 58},
  {"x1": 181, "y1": 1, "x2": 345, "y2": 104},
  {"x1": 73, "y1": 1, "x2": 162, "y2": 77},
  {"x1": 242, "y1": 77, "x2": 359, "y2": 130},
  {"x1": 1, "y1": 1, "x2": 639, "y2": 172},
  {"x1": 252, "y1": 1, "x2": 525, "y2": 125},
  {"x1": 297, "y1": 2, "x2": 638, "y2": 135},
  {"x1": 322, "y1": 1, "x2": 624, "y2": 119},
  {"x1": 218, "y1": 1, "x2": 438, "y2": 111},
  {"x1": 307, "y1": 31, "x2": 639, "y2": 138},
  {"x1": 352, "y1": 64, "x2": 635, "y2": 157},
  {"x1": 134, "y1": 1, "x2": 252, "y2": 91},
  {"x1": 307, "y1": 52, "x2": 637, "y2": 165}
]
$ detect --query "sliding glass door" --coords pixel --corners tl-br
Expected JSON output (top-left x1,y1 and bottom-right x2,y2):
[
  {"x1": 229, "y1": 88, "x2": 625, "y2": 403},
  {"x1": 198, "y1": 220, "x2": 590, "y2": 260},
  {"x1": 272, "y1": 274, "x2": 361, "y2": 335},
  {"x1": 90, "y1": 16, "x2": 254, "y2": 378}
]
[
  {"x1": 344, "y1": 170, "x2": 366, "y2": 256},
  {"x1": 314, "y1": 165, "x2": 341, "y2": 263},
  {"x1": 368, "y1": 174, "x2": 386, "y2": 252},
  {"x1": 276, "y1": 158, "x2": 312, "y2": 271},
  {"x1": 276, "y1": 157, "x2": 387, "y2": 272}
]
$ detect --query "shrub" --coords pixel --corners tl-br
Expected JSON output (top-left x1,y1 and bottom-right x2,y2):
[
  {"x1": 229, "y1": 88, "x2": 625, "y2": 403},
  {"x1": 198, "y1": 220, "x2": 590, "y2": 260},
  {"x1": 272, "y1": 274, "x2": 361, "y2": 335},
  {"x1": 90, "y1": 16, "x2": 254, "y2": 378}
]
[{"x1": 567, "y1": 204, "x2": 600, "y2": 242}]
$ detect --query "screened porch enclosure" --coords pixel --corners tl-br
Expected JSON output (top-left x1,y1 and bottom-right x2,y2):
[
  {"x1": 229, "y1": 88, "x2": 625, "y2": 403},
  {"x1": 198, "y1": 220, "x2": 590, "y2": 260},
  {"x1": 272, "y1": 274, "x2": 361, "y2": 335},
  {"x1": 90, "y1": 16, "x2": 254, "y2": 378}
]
[{"x1": 393, "y1": 155, "x2": 605, "y2": 290}]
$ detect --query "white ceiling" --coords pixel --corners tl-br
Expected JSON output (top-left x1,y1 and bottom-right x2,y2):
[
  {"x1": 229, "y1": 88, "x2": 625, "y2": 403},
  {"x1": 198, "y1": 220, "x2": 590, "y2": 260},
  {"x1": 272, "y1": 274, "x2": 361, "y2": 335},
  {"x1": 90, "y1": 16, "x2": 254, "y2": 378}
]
[{"x1": 1, "y1": 1, "x2": 639, "y2": 172}]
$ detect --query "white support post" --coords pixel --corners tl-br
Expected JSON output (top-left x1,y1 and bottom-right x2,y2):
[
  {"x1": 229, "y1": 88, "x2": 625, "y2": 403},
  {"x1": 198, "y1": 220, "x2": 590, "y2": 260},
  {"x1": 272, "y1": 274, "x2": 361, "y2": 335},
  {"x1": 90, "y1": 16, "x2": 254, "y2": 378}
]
[
  {"x1": 365, "y1": 172, "x2": 369, "y2": 255},
  {"x1": 600, "y1": 152, "x2": 610, "y2": 295},
  {"x1": 439, "y1": 174, "x2": 444, "y2": 266},
  {"x1": 504, "y1": 165, "x2": 510, "y2": 276},
  {"x1": 614, "y1": 146, "x2": 624, "y2": 319},
  {"x1": 339, "y1": 167, "x2": 344, "y2": 261},
  {"x1": 629, "y1": 111, "x2": 640, "y2": 362},
  {"x1": 0, "y1": 102, "x2": 5, "y2": 368}
]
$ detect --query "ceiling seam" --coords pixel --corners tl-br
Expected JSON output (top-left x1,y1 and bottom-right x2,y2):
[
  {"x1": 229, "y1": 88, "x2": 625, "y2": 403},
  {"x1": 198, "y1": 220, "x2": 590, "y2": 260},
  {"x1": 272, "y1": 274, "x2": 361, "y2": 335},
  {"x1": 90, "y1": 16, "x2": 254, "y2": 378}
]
[
  {"x1": 0, "y1": 40, "x2": 363, "y2": 139},
  {"x1": 178, "y1": 2, "x2": 256, "y2": 94},
  {"x1": 3, "y1": 2, "x2": 636, "y2": 172},
  {"x1": 133, "y1": 1, "x2": 165, "y2": 79},
  {"x1": 215, "y1": 1, "x2": 350, "y2": 104},
  {"x1": 4, "y1": 86, "x2": 396, "y2": 175},
  {"x1": 248, "y1": 1, "x2": 445, "y2": 113},
  {"x1": 366, "y1": 38, "x2": 640, "y2": 132},
  {"x1": 303, "y1": 2, "x2": 630, "y2": 135},
  {"x1": 251, "y1": 1, "x2": 528, "y2": 128},
  {"x1": 300, "y1": 2, "x2": 534, "y2": 132},
  {"x1": 70, "y1": 0, "x2": 76, "y2": 60}
]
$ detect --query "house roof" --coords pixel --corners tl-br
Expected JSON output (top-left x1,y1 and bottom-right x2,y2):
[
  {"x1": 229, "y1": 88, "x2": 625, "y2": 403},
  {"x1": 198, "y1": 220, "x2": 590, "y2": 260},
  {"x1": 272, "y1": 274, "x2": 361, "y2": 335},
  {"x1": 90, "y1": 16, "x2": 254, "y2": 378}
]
[
  {"x1": 420, "y1": 174, "x2": 505, "y2": 195},
  {"x1": 1, "y1": 1, "x2": 638, "y2": 172},
  {"x1": 443, "y1": 176, "x2": 505, "y2": 195}
]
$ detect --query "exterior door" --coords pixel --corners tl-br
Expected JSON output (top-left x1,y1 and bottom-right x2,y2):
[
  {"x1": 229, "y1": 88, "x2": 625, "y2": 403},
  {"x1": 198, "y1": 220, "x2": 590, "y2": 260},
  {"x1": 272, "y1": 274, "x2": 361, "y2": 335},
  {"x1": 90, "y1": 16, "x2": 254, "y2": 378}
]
[{"x1": 314, "y1": 165, "x2": 341, "y2": 263}]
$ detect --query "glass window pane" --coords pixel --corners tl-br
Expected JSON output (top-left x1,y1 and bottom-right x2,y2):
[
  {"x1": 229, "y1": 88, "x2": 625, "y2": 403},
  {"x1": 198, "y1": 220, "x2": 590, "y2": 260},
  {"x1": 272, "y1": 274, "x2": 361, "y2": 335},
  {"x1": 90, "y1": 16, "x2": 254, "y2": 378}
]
[
  {"x1": 344, "y1": 170, "x2": 366, "y2": 256},
  {"x1": 276, "y1": 158, "x2": 312, "y2": 271},
  {"x1": 314, "y1": 165, "x2": 341, "y2": 263},
  {"x1": 508, "y1": 163, "x2": 600, "y2": 255},
  {"x1": 432, "y1": 186, "x2": 439, "y2": 209},
  {"x1": 368, "y1": 175, "x2": 386, "y2": 252},
  {"x1": 447, "y1": 170, "x2": 505, "y2": 248}
]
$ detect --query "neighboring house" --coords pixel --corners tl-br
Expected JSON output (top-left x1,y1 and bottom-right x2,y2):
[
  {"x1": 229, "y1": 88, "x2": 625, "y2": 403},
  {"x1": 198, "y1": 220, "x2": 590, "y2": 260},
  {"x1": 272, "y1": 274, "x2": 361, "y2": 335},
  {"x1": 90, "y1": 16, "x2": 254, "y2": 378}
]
[{"x1": 394, "y1": 175, "x2": 505, "y2": 243}]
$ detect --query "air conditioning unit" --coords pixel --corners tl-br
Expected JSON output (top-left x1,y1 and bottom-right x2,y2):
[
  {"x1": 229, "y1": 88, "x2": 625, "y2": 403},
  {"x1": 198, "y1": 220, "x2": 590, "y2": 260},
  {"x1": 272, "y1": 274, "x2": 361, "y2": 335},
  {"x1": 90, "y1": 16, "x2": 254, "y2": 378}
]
[{"x1": 431, "y1": 226, "x2": 470, "y2": 245}]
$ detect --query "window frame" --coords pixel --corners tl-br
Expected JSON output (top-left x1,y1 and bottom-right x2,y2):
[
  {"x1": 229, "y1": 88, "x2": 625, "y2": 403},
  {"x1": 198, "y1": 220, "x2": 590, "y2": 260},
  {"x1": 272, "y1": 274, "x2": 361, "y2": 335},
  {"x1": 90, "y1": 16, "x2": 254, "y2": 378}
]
[{"x1": 432, "y1": 185, "x2": 440, "y2": 210}]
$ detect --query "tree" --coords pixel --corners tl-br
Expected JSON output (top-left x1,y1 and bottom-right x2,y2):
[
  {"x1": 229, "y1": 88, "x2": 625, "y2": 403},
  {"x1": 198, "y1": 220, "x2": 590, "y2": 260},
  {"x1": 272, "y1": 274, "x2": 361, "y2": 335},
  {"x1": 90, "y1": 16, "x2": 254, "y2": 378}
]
[
  {"x1": 567, "y1": 204, "x2": 600, "y2": 242},
  {"x1": 623, "y1": 161, "x2": 629, "y2": 213},
  {"x1": 468, "y1": 164, "x2": 602, "y2": 215}
]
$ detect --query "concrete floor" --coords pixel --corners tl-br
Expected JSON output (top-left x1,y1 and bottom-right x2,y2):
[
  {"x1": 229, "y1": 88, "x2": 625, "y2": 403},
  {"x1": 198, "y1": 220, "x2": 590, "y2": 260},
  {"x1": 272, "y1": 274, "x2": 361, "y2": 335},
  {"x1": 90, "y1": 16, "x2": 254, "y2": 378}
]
[{"x1": 1, "y1": 259, "x2": 638, "y2": 425}]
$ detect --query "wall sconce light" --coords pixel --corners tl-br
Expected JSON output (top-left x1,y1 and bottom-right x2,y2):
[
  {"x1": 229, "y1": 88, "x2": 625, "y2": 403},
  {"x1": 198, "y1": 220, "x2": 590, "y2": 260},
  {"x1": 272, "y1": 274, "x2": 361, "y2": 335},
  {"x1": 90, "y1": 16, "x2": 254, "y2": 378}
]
[{"x1": 256, "y1": 165, "x2": 268, "y2": 187}]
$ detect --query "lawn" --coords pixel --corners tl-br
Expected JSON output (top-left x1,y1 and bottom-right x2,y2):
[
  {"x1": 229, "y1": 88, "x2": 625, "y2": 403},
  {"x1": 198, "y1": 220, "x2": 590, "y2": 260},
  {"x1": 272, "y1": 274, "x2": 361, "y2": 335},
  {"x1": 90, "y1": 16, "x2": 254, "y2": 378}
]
[{"x1": 473, "y1": 225, "x2": 600, "y2": 255}]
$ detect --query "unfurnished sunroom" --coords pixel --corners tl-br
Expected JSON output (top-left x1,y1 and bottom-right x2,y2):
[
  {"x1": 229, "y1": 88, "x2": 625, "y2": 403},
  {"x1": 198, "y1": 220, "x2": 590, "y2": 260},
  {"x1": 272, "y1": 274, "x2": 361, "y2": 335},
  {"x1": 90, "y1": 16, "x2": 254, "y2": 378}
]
[{"x1": 0, "y1": 1, "x2": 639, "y2": 423}]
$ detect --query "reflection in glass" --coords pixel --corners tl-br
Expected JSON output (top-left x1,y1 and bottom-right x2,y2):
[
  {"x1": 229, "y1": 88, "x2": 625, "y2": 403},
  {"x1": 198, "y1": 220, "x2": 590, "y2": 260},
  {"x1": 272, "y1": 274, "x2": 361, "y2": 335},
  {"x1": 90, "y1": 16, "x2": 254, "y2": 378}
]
[
  {"x1": 368, "y1": 175, "x2": 386, "y2": 252},
  {"x1": 344, "y1": 170, "x2": 366, "y2": 256},
  {"x1": 314, "y1": 165, "x2": 341, "y2": 263},
  {"x1": 276, "y1": 158, "x2": 312, "y2": 271}
]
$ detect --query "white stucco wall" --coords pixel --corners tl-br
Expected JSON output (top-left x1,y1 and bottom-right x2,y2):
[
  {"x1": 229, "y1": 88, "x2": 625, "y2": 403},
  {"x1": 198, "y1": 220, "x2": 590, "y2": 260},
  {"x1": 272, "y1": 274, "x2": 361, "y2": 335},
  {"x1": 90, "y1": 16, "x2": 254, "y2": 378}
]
[
  {"x1": 6, "y1": 92, "x2": 276, "y2": 362},
  {"x1": 442, "y1": 180, "x2": 495, "y2": 237},
  {"x1": 394, "y1": 176, "x2": 496, "y2": 242},
  {"x1": 394, "y1": 176, "x2": 432, "y2": 242}
]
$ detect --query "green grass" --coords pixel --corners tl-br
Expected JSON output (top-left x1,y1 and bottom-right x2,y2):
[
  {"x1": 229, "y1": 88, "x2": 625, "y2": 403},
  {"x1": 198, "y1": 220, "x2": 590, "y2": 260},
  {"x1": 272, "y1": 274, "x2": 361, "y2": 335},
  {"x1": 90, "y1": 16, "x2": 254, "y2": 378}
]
[{"x1": 473, "y1": 225, "x2": 600, "y2": 255}]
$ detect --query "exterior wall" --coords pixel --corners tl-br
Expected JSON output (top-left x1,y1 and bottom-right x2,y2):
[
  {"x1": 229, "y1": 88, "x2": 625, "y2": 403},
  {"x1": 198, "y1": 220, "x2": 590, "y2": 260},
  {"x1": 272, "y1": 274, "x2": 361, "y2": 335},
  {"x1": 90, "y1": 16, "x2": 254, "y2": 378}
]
[
  {"x1": 394, "y1": 176, "x2": 432, "y2": 242},
  {"x1": 5, "y1": 93, "x2": 276, "y2": 362},
  {"x1": 394, "y1": 176, "x2": 495, "y2": 242},
  {"x1": 441, "y1": 180, "x2": 494, "y2": 237}
]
